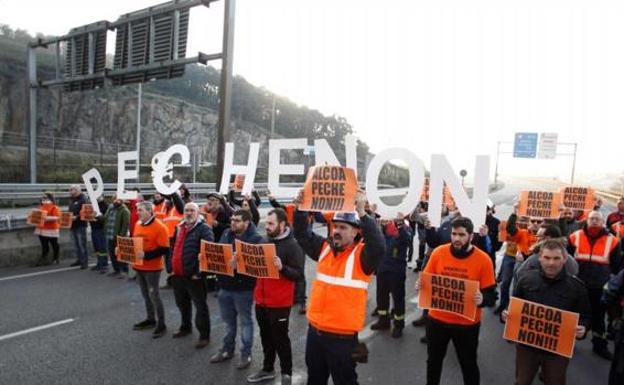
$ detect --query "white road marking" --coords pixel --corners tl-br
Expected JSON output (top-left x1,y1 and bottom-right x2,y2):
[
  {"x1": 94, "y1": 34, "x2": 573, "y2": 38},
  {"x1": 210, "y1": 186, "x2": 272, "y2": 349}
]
[
  {"x1": 0, "y1": 263, "x2": 96, "y2": 282},
  {"x1": 0, "y1": 318, "x2": 75, "y2": 342}
]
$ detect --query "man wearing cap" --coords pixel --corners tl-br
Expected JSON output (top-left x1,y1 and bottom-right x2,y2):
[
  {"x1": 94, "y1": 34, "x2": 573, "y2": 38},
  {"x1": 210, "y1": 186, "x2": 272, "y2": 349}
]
[{"x1": 293, "y1": 190, "x2": 385, "y2": 385}]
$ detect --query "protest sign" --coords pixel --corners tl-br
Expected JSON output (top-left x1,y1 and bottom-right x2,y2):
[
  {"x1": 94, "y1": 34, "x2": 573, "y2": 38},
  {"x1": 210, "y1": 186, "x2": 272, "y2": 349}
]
[
  {"x1": 234, "y1": 240, "x2": 279, "y2": 279},
  {"x1": 518, "y1": 190, "x2": 562, "y2": 218},
  {"x1": 418, "y1": 272, "x2": 480, "y2": 321},
  {"x1": 299, "y1": 165, "x2": 358, "y2": 212},
  {"x1": 27, "y1": 209, "x2": 47, "y2": 226},
  {"x1": 80, "y1": 204, "x2": 97, "y2": 222},
  {"x1": 116, "y1": 236, "x2": 144, "y2": 266},
  {"x1": 59, "y1": 212, "x2": 74, "y2": 229},
  {"x1": 199, "y1": 241, "x2": 234, "y2": 276},
  {"x1": 560, "y1": 186, "x2": 595, "y2": 212},
  {"x1": 503, "y1": 297, "x2": 579, "y2": 358}
]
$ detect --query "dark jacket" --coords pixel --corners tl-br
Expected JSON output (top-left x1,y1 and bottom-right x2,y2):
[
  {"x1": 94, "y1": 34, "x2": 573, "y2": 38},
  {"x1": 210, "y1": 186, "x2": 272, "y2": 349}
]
[
  {"x1": 211, "y1": 206, "x2": 232, "y2": 242},
  {"x1": 217, "y1": 223, "x2": 263, "y2": 291},
  {"x1": 567, "y1": 226, "x2": 623, "y2": 288},
  {"x1": 513, "y1": 268, "x2": 592, "y2": 334},
  {"x1": 103, "y1": 203, "x2": 130, "y2": 242},
  {"x1": 293, "y1": 210, "x2": 385, "y2": 276},
  {"x1": 91, "y1": 200, "x2": 109, "y2": 230},
  {"x1": 486, "y1": 214, "x2": 503, "y2": 254},
  {"x1": 377, "y1": 224, "x2": 412, "y2": 274},
  {"x1": 558, "y1": 217, "x2": 584, "y2": 238},
  {"x1": 172, "y1": 219, "x2": 214, "y2": 277},
  {"x1": 254, "y1": 227, "x2": 305, "y2": 307},
  {"x1": 69, "y1": 193, "x2": 88, "y2": 229}
]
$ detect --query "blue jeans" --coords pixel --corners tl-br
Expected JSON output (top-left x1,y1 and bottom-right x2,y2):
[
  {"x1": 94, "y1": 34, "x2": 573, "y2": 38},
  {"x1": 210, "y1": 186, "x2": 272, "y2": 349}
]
[
  {"x1": 71, "y1": 227, "x2": 88, "y2": 267},
  {"x1": 218, "y1": 289, "x2": 254, "y2": 356},
  {"x1": 91, "y1": 227, "x2": 108, "y2": 268},
  {"x1": 498, "y1": 255, "x2": 516, "y2": 309}
]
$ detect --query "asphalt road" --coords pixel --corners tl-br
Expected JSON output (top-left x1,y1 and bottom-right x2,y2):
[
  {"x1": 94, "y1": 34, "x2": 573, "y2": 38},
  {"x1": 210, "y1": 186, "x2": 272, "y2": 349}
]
[{"x1": 0, "y1": 178, "x2": 615, "y2": 385}]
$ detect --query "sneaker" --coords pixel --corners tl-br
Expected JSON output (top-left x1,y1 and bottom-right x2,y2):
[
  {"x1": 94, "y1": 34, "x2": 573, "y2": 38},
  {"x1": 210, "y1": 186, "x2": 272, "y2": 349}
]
[
  {"x1": 152, "y1": 324, "x2": 167, "y2": 339},
  {"x1": 247, "y1": 369, "x2": 275, "y2": 383},
  {"x1": 195, "y1": 338, "x2": 210, "y2": 349},
  {"x1": 210, "y1": 350, "x2": 234, "y2": 363},
  {"x1": 133, "y1": 319, "x2": 157, "y2": 330},
  {"x1": 172, "y1": 329, "x2": 192, "y2": 338},
  {"x1": 281, "y1": 374, "x2": 292, "y2": 385},
  {"x1": 237, "y1": 355, "x2": 252, "y2": 370}
]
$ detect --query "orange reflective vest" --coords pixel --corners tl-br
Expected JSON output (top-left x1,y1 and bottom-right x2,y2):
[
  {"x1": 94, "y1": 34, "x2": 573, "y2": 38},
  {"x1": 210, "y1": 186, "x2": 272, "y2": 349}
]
[
  {"x1": 154, "y1": 201, "x2": 169, "y2": 221},
  {"x1": 307, "y1": 241, "x2": 372, "y2": 335},
  {"x1": 569, "y1": 229, "x2": 618, "y2": 265},
  {"x1": 162, "y1": 207, "x2": 182, "y2": 239}
]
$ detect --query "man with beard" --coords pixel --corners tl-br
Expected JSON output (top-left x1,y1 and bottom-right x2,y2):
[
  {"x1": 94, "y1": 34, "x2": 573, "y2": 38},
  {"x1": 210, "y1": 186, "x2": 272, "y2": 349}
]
[
  {"x1": 104, "y1": 194, "x2": 130, "y2": 277},
  {"x1": 247, "y1": 208, "x2": 304, "y2": 385},
  {"x1": 568, "y1": 210, "x2": 622, "y2": 359},
  {"x1": 170, "y1": 202, "x2": 214, "y2": 348},
  {"x1": 558, "y1": 206, "x2": 584, "y2": 238},
  {"x1": 417, "y1": 216, "x2": 496, "y2": 385},
  {"x1": 293, "y1": 190, "x2": 385, "y2": 385}
]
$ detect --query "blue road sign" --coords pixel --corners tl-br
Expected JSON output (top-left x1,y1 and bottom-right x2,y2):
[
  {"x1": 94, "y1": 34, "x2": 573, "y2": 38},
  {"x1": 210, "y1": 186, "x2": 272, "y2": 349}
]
[{"x1": 513, "y1": 132, "x2": 538, "y2": 158}]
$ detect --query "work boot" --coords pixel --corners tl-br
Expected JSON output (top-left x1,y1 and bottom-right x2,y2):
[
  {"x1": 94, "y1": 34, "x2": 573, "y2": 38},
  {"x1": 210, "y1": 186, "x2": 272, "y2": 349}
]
[
  {"x1": 592, "y1": 336, "x2": 613, "y2": 360},
  {"x1": 392, "y1": 319, "x2": 405, "y2": 338},
  {"x1": 370, "y1": 315, "x2": 391, "y2": 330},
  {"x1": 152, "y1": 324, "x2": 167, "y2": 339},
  {"x1": 133, "y1": 319, "x2": 156, "y2": 330},
  {"x1": 412, "y1": 315, "x2": 427, "y2": 327}
]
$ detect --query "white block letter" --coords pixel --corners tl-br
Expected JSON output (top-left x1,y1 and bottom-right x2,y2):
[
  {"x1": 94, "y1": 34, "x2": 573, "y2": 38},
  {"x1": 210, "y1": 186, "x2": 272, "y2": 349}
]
[
  {"x1": 428, "y1": 155, "x2": 490, "y2": 228},
  {"x1": 219, "y1": 142, "x2": 260, "y2": 195},
  {"x1": 117, "y1": 151, "x2": 138, "y2": 200},
  {"x1": 82, "y1": 168, "x2": 104, "y2": 216},
  {"x1": 365, "y1": 148, "x2": 425, "y2": 219},
  {"x1": 313, "y1": 134, "x2": 358, "y2": 177},
  {"x1": 151, "y1": 144, "x2": 190, "y2": 195},
  {"x1": 268, "y1": 138, "x2": 307, "y2": 198}
]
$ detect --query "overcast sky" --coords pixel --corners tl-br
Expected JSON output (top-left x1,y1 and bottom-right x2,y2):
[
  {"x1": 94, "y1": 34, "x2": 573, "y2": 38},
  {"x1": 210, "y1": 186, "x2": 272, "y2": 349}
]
[{"x1": 2, "y1": 0, "x2": 624, "y2": 182}]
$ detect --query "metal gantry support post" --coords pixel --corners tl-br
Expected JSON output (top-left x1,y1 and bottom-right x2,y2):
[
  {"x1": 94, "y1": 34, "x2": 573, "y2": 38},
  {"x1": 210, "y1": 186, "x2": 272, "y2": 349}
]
[
  {"x1": 136, "y1": 83, "x2": 142, "y2": 182},
  {"x1": 216, "y1": 0, "x2": 236, "y2": 187},
  {"x1": 27, "y1": 46, "x2": 37, "y2": 183}
]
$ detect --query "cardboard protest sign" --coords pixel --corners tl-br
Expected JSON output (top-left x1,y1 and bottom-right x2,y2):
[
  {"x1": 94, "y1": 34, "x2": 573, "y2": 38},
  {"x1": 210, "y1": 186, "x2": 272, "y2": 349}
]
[
  {"x1": 234, "y1": 240, "x2": 280, "y2": 279},
  {"x1": 518, "y1": 191, "x2": 562, "y2": 218},
  {"x1": 199, "y1": 241, "x2": 234, "y2": 276},
  {"x1": 233, "y1": 174, "x2": 246, "y2": 192},
  {"x1": 418, "y1": 273, "x2": 480, "y2": 321},
  {"x1": 560, "y1": 186, "x2": 595, "y2": 212},
  {"x1": 299, "y1": 165, "x2": 358, "y2": 212},
  {"x1": 503, "y1": 297, "x2": 579, "y2": 358},
  {"x1": 116, "y1": 236, "x2": 144, "y2": 266},
  {"x1": 80, "y1": 204, "x2": 97, "y2": 222},
  {"x1": 27, "y1": 209, "x2": 47, "y2": 226},
  {"x1": 59, "y1": 212, "x2": 74, "y2": 229}
]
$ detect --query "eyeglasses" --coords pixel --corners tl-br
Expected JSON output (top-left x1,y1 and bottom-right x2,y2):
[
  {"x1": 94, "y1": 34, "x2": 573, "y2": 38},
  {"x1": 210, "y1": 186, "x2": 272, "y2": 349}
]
[{"x1": 530, "y1": 219, "x2": 543, "y2": 224}]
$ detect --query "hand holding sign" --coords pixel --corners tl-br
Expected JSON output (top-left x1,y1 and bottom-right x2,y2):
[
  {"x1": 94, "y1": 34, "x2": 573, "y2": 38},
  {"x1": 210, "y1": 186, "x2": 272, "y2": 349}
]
[
  {"x1": 273, "y1": 255, "x2": 283, "y2": 271},
  {"x1": 473, "y1": 290, "x2": 483, "y2": 306}
]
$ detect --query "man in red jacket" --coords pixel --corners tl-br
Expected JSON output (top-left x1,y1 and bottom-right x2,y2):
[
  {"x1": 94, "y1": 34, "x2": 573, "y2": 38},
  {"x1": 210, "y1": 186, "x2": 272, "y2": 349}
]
[{"x1": 247, "y1": 208, "x2": 305, "y2": 385}]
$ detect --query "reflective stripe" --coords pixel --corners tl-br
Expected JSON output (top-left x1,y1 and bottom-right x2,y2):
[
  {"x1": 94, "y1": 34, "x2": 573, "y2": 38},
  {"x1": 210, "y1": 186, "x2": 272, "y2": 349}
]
[
  {"x1": 344, "y1": 244, "x2": 360, "y2": 279},
  {"x1": 316, "y1": 272, "x2": 369, "y2": 289},
  {"x1": 574, "y1": 253, "x2": 609, "y2": 264},
  {"x1": 318, "y1": 245, "x2": 332, "y2": 263},
  {"x1": 604, "y1": 235, "x2": 614, "y2": 258}
]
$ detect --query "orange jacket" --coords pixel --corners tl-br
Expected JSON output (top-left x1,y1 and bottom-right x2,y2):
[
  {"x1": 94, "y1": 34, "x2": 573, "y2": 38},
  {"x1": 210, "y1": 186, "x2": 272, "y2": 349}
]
[
  {"x1": 569, "y1": 229, "x2": 618, "y2": 266},
  {"x1": 307, "y1": 241, "x2": 372, "y2": 334},
  {"x1": 36, "y1": 203, "x2": 60, "y2": 231},
  {"x1": 132, "y1": 217, "x2": 170, "y2": 271}
]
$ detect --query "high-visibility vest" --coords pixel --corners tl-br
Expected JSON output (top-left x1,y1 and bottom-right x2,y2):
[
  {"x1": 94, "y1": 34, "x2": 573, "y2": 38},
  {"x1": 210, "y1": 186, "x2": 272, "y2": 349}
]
[
  {"x1": 162, "y1": 207, "x2": 183, "y2": 239},
  {"x1": 307, "y1": 241, "x2": 372, "y2": 335},
  {"x1": 570, "y1": 229, "x2": 618, "y2": 265},
  {"x1": 611, "y1": 222, "x2": 624, "y2": 239},
  {"x1": 154, "y1": 201, "x2": 169, "y2": 221}
]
